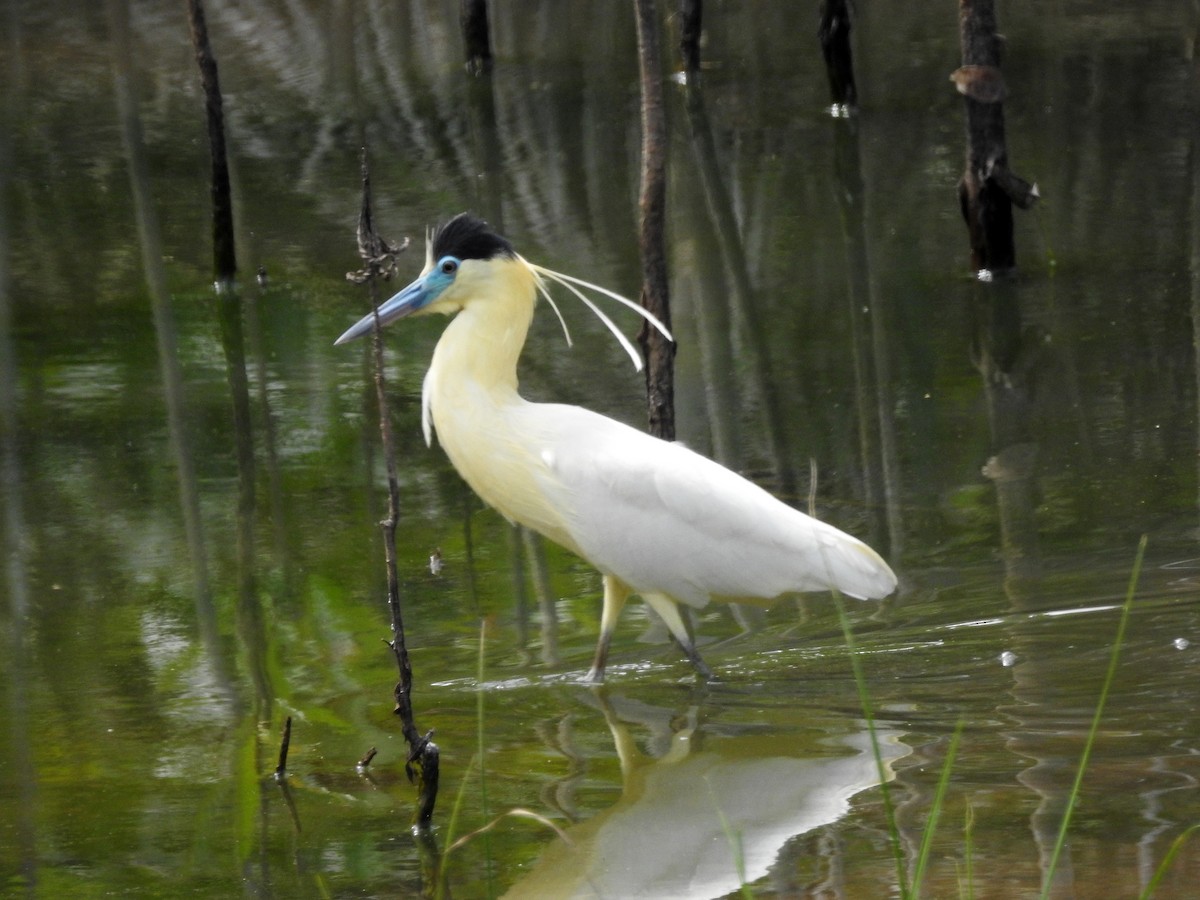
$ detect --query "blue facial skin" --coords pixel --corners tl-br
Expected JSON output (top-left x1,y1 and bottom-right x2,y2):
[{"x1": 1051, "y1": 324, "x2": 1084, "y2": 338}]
[{"x1": 334, "y1": 255, "x2": 461, "y2": 345}]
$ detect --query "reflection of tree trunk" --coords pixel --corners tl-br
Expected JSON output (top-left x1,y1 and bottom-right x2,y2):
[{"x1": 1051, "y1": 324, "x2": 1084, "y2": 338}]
[
  {"x1": 466, "y1": 70, "x2": 504, "y2": 228},
  {"x1": 831, "y1": 120, "x2": 885, "y2": 549},
  {"x1": 971, "y1": 279, "x2": 1070, "y2": 895},
  {"x1": 865, "y1": 262, "x2": 904, "y2": 561},
  {"x1": 462, "y1": 491, "x2": 481, "y2": 615},
  {"x1": 673, "y1": 209, "x2": 741, "y2": 471},
  {"x1": 831, "y1": 117, "x2": 902, "y2": 557},
  {"x1": 973, "y1": 282, "x2": 1040, "y2": 589},
  {"x1": 226, "y1": 133, "x2": 292, "y2": 602},
  {"x1": 108, "y1": 0, "x2": 236, "y2": 694},
  {"x1": 683, "y1": 83, "x2": 794, "y2": 497},
  {"x1": 509, "y1": 524, "x2": 531, "y2": 660},
  {"x1": 219, "y1": 288, "x2": 271, "y2": 709},
  {"x1": 186, "y1": 0, "x2": 269, "y2": 709},
  {"x1": 244, "y1": 282, "x2": 294, "y2": 601},
  {"x1": 522, "y1": 528, "x2": 560, "y2": 667},
  {"x1": 0, "y1": 33, "x2": 38, "y2": 887}
]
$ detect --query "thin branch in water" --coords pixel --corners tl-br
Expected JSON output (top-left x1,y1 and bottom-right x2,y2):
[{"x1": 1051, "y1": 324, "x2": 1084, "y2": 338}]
[
  {"x1": 357, "y1": 746, "x2": 378, "y2": 771},
  {"x1": 274, "y1": 715, "x2": 292, "y2": 781},
  {"x1": 346, "y1": 148, "x2": 439, "y2": 829},
  {"x1": 184, "y1": 0, "x2": 236, "y2": 284}
]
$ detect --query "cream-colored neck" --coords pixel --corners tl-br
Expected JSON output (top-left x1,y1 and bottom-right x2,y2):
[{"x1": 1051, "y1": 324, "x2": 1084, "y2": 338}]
[
  {"x1": 426, "y1": 258, "x2": 535, "y2": 406},
  {"x1": 419, "y1": 258, "x2": 580, "y2": 549}
]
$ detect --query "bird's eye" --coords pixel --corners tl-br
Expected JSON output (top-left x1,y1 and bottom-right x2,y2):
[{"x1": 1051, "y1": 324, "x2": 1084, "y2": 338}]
[{"x1": 440, "y1": 258, "x2": 458, "y2": 275}]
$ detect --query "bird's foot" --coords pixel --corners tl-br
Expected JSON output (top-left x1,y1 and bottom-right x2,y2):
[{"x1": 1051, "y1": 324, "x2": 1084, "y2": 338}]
[
  {"x1": 682, "y1": 646, "x2": 715, "y2": 681},
  {"x1": 693, "y1": 661, "x2": 716, "y2": 681}
]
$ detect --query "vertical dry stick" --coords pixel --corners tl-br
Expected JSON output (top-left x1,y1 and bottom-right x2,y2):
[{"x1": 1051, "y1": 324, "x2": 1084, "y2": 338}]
[
  {"x1": 678, "y1": 0, "x2": 702, "y2": 75},
  {"x1": 185, "y1": 0, "x2": 235, "y2": 283},
  {"x1": 634, "y1": 0, "x2": 675, "y2": 442},
  {"x1": 818, "y1": 0, "x2": 857, "y2": 109},
  {"x1": 461, "y1": 0, "x2": 493, "y2": 76},
  {"x1": 274, "y1": 715, "x2": 292, "y2": 780},
  {"x1": 348, "y1": 151, "x2": 439, "y2": 829}
]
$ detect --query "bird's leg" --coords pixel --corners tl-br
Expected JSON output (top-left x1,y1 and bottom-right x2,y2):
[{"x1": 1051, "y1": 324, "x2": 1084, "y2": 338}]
[
  {"x1": 585, "y1": 574, "x2": 630, "y2": 683},
  {"x1": 642, "y1": 593, "x2": 714, "y2": 679}
]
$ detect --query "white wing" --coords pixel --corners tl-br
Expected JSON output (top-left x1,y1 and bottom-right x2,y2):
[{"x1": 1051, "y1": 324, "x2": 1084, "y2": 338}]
[{"x1": 512, "y1": 403, "x2": 896, "y2": 609}]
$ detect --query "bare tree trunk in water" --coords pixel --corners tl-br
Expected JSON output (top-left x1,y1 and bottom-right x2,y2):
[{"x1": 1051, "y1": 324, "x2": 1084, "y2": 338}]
[
  {"x1": 818, "y1": 0, "x2": 857, "y2": 109},
  {"x1": 679, "y1": 0, "x2": 702, "y2": 75},
  {"x1": 634, "y1": 0, "x2": 675, "y2": 441},
  {"x1": 956, "y1": 0, "x2": 1037, "y2": 275},
  {"x1": 185, "y1": 0, "x2": 236, "y2": 283},
  {"x1": 461, "y1": 0, "x2": 492, "y2": 76}
]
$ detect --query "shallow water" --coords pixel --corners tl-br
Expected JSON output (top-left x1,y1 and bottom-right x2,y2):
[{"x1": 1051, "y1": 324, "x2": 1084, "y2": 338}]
[{"x1": 3, "y1": 1, "x2": 1200, "y2": 897}]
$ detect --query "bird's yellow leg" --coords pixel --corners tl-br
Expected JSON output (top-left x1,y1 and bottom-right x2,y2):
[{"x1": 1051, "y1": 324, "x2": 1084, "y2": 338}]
[
  {"x1": 641, "y1": 592, "x2": 714, "y2": 679},
  {"x1": 585, "y1": 574, "x2": 630, "y2": 683}
]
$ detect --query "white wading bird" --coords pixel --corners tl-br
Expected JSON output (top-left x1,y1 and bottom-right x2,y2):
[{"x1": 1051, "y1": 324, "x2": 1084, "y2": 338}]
[{"x1": 336, "y1": 213, "x2": 896, "y2": 681}]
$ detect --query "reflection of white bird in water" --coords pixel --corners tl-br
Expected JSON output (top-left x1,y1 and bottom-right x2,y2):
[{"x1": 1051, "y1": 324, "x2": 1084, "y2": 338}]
[
  {"x1": 336, "y1": 214, "x2": 896, "y2": 681},
  {"x1": 504, "y1": 693, "x2": 905, "y2": 899}
]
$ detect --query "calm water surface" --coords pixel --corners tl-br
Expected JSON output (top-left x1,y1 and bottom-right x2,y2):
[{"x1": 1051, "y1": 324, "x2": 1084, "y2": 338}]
[{"x1": 3, "y1": 1, "x2": 1200, "y2": 897}]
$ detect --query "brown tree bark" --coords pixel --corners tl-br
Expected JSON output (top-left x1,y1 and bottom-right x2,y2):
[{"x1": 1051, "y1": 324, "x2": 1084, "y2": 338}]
[
  {"x1": 634, "y1": 0, "x2": 675, "y2": 441},
  {"x1": 956, "y1": 0, "x2": 1037, "y2": 275}
]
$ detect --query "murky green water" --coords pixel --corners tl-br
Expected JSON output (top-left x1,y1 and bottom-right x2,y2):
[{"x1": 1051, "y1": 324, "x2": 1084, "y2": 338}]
[{"x1": 4, "y1": 1, "x2": 1200, "y2": 897}]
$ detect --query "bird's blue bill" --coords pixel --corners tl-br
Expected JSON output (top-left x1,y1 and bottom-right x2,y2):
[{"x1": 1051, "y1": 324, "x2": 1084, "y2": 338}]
[{"x1": 334, "y1": 275, "x2": 429, "y2": 345}]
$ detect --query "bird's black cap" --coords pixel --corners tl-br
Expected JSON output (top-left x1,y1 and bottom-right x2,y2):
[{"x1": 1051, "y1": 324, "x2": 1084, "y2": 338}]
[{"x1": 432, "y1": 213, "x2": 515, "y2": 262}]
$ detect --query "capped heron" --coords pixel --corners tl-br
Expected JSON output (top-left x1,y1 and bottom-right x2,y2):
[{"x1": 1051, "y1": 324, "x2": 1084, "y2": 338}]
[{"x1": 336, "y1": 213, "x2": 896, "y2": 681}]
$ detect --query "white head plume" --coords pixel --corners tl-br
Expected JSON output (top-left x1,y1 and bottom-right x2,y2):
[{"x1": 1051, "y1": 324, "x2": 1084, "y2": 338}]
[{"x1": 522, "y1": 258, "x2": 674, "y2": 372}]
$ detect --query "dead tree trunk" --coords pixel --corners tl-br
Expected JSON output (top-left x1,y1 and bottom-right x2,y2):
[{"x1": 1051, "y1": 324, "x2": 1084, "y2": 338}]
[
  {"x1": 461, "y1": 0, "x2": 493, "y2": 75},
  {"x1": 955, "y1": 0, "x2": 1037, "y2": 276},
  {"x1": 679, "y1": 0, "x2": 702, "y2": 75},
  {"x1": 185, "y1": 0, "x2": 236, "y2": 284},
  {"x1": 818, "y1": 0, "x2": 857, "y2": 110},
  {"x1": 634, "y1": 0, "x2": 675, "y2": 441}
]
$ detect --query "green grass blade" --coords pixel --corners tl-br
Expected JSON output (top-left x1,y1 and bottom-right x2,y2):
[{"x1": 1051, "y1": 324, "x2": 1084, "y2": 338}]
[
  {"x1": 1040, "y1": 534, "x2": 1147, "y2": 900},
  {"x1": 447, "y1": 808, "x2": 573, "y2": 855},
  {"x1": 705, "y1": 776, "x2": 754, "y2": 900},
  {"x1": 910, "y1": 718, "x2": 964, "y2": 897},
  {"x1": 436, "y1": 622, "x2": 494, "y2": 900},
  {"x1": 1137, "y1": 822, "x2": 1200, "y2": 900},
  {"x1": 476, "y1": 619, "x2": 494, "y2": 897},
  {"x1": 962, "y1": 800, "x2": 975, "y2": 900},
  {"x1": 833, "y1": 592, "x2": 907, "y2": 898},
  {"x1": 436, "y1": 753, "x2": 479, "y2": 900}
]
